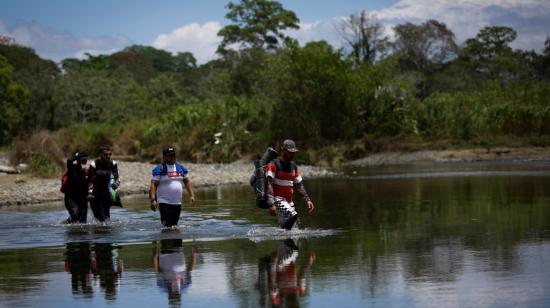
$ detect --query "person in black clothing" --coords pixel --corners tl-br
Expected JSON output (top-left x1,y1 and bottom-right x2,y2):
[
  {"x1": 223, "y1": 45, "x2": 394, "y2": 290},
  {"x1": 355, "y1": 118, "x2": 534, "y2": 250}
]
[
  {"x1": 64, "y1": 151, "x2": 90, "y2": 223},
  {"x1": 88, "y1": 146, "x2": 120, "y2": 222}
]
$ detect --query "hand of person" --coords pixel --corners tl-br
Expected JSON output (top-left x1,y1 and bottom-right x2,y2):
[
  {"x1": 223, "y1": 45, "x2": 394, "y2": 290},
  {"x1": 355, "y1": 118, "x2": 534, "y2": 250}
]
[
  {"x1": 87, "y1": 190, "x2": 94, "y2": 201},
  {"x1": 309, "y1": 251, "x2": 316, "y2": 264},
  {"x1": 110, "y1": 182, "x2": 119, "y2": 190},
  {"x1": 190, "y1": 195, "x2": 196, "y2": 206},
  {"x1": 268, "y1": 205, "x2": 277, "y2": 216},
  {"x1": 150, "y1": 199, "x2": 158, "y2": 211},
  {"x1": 306, "y1": 200, "x2": 315, "y2": 213},
  {"x1": 267, "y1": 195, "x2": 275, "y2": 206}
]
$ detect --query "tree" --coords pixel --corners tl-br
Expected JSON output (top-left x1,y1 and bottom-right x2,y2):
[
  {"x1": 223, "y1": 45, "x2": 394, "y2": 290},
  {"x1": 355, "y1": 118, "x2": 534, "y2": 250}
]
[
  {"x1": 0, "y1": 38, "x2": 60, "y2": 132},
  {"x1": 393, "y1": 20, "x2": 459, "y2": 72},
  {"x1": 54, "y1": 68, "x2": 115, "y2": 125},
  {"x1": 461, "y1": 26, "x2": 526, "y2": 82},
  {"x1": 124, "y1": 45, "x2": 175, "y2": 72},
  {"x1": 108, "y1": 51, "x2": 156, "y2": 83},
  {"x1": 463, "y1": 26, "x2": 517, "y2": 61},
  {"x1": 146, "y1": 73, "x2": 185, "y2": 115},
  {"x1": 217, "y1": 0, "x2": 300, "y2": 54},
  {"x1": 337, "y1": 10, "x2": 389, "y2": 65},
  {"x1": 0, "y1": 55, "x2": 30, "y2": 145},
  {"x1": 268, "y1": 41, "x2": 361, "y2": 143},
  {"x1": 174, "y1": 51, "x2": 197, "y2": 72}
]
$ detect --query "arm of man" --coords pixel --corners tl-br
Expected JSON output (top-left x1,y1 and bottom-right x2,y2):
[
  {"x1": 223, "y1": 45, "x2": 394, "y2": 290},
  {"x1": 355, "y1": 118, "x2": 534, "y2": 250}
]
[
  {"x1": 265, "y1": 162, "x2": 277, "y2": 216},
  {"x1": 266, "y1": 177, "x2": 277, "y2": 216},
  {"x1": 112, "y1": 161, "x2": 120, "y2": 189},
  {"x1": 295, "y1": 182, "x2": 314, "y2": 213},
  {"x1": 183, "y1": 178, "x2": 196, "y2": 206},
  {"x1": 149, "y1": 180, "x2": 159, "y2": 211},
  {"x1": 87, "y1": 163, "x2": 95, "y2": 199}
]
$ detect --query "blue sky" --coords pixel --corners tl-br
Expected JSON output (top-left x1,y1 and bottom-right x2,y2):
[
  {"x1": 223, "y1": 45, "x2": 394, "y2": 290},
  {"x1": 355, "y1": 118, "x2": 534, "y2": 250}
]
[{"x1": 1, "y1": 0, "x2": 548, "y2": 64}]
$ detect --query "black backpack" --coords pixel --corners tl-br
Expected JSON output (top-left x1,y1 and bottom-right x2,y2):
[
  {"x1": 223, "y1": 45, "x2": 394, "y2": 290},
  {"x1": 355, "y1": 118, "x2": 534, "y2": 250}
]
[{"x1": 250, "y1": 147, "x2": 278, "y2": 209}]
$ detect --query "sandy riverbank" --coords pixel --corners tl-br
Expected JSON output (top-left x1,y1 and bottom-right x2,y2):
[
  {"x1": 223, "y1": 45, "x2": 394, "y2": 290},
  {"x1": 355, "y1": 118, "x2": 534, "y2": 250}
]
[
  {"x1": 0, "y1": 160, "x2": 333, "y2": 207},
  {"x1": 1, "y1": 146, "x2": 550, "y2": 207},
  {"x1": 345, "y1": 147, "x2": 550, "y2": 167}
]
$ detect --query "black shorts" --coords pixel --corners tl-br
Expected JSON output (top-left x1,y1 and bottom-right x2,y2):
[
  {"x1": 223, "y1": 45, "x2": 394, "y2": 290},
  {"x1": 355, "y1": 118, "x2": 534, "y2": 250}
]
[{"x1": 159, "y1": 203, "x2": 182, "y2": 227}]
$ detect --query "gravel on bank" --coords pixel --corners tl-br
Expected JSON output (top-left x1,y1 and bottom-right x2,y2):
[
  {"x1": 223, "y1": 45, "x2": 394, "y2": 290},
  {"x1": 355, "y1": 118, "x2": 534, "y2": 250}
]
[
  {"x1": 0, "y1": 160, "x2": 334, "y2": 207},
  {"x1": 345, "y1": 147, "x2": 550, "y2": 167}
]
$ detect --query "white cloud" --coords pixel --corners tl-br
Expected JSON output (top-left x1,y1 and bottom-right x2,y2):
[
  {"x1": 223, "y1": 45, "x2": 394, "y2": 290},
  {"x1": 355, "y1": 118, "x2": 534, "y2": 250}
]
[
  {"x1": 0, "y1": 19, "x2": 132, "y2": 62},
  {"x1": 152, "y1": 21, "x2": 221, "y2": 64},
  {"x1": 373, "y1": 0, "x2": 550, "y2": 50},
  {"x1": 286, "y1": 0, "x2": 549, "y2": 53}
]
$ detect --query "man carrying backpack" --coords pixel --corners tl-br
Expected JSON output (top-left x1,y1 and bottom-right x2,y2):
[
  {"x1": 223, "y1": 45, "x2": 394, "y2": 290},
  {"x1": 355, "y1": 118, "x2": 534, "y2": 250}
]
[
  {"x1": 266, "y1": 139, "x2": 315, "y2": 230},
  {"x1": 63, "y1": 150, "x2": 90, "y2": 223},
  {"x1": 88, "y1": 145, "x2": 120, "y2": 222},
  {"x1": 149, "y1": 146, "x2": 196, "y2": 228}
]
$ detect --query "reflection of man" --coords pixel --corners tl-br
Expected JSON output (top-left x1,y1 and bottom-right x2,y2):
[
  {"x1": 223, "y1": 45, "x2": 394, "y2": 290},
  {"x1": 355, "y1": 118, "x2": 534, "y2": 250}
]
[
  {"x1": 153, "y1": 239, "x2": 197, "y2": 304},
  {"x1": 91, "y1": 243, "x2": 124, "y2": 300},
  {"x1": 257, "y1": 239, "x2": 315, "y2": 306},
  {"x1": 64, "y1": 242, "x2": 93, "y2": 296}
]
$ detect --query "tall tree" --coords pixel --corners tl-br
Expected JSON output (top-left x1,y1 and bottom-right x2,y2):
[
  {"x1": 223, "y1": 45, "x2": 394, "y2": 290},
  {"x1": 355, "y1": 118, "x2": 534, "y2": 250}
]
[
  {"x1": 463, "y1": 26, "x2": 517, "y2": 61},
  {"x1": 0, "y1": 55, "x2": 30, "y2": 145},
  {"x1": 393, "y1": 20, "x2": 458, "y2": 72},
  {"x1": 461, "y1": 26, "x2": 526, "y2": 82},
  {"x1": 124, "y1": 45, "x2": 175, "y2": 72},
  {"x1": 0, "y1": 38, "x2": 60, "y2": 132},
  {"x1": 217, "y1": 0, "x2": 300, "y2": 54},
  {"x1": 337, "y1": 10, "x2": 389, "y2": 65}
]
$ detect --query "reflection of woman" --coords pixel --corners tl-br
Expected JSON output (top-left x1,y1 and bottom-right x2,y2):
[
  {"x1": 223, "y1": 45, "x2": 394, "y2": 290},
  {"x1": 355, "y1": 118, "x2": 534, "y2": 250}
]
[
  {"x1": 64, "y1": 242, "x2": 93, "y2": 296},
  {"x1": 257, "y1": 239, "x2": 315, "y2": 306},
  {"x1": 91, "y1": 243, "x2": 124, "y2": 300},
  {"x1": 152, "y1": 239, "x2": 197, "y2": 304}
]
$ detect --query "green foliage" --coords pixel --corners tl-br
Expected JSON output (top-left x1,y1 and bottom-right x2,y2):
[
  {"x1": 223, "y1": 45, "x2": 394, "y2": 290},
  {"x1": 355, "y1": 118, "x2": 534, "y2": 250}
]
[
  {"x1": 217, "y1": 0, "x2": 300, "y2": 53},
  {"x1": 54, "y1": 123, "x2": 118, "y2": 156},
  {"x1": 393, "y1": 20, "x2": 459, "y2": 73},
  {"x1": 142, "y1": 96, "x2": 270, "y2": 162},
  {"x1": 3, "y1": 17, "x2": 550, "y2": 166},
  {"x1": 267, "y1": 41, "x2": 362, "y2": 144},
  {"x1": 0, "y1": 55, "x2": 30, "y2": 145},
  {"x1": 417, "y1": 81, "x2": 550, "y2": 140},
  {"x1": 26, "y1": 152, "x2": 63, "y2": 178}
]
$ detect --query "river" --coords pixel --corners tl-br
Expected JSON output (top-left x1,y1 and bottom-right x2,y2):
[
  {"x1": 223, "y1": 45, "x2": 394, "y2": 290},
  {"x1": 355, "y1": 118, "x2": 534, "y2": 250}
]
[{"x1": 1, "y1": 161, "x2": 550, "y2": 307}]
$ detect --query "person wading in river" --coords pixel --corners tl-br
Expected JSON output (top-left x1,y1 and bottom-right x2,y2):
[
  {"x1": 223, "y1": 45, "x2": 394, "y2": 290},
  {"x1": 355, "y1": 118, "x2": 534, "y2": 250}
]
[
  {"x1": 88, "y1": 145, "x2": 120, "y2": 222},
  {"x1": 266, "y1": 139, "x2": 315, "y2": 230},
  {"x1": 149, "y1": 146, "x2": 196, "y2": 228},
  {"x1": 62, "y1": 150, "x2": 90, "y2": 223}
]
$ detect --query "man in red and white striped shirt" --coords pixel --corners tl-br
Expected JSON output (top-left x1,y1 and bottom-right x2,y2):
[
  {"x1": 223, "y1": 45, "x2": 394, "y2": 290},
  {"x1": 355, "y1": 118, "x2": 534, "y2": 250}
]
[{"x1": 266, "y1": 140, "x2": 315, "y2": 229}]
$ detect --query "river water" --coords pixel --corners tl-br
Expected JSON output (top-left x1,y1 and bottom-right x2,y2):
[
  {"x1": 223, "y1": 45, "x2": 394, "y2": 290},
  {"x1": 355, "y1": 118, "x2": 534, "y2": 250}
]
[{"x1": 1, "y1": 162, "x2": 550, "y2": 307}]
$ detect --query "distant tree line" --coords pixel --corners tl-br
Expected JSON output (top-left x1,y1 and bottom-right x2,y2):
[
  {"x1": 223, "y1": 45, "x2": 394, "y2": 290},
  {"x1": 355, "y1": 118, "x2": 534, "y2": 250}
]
[{"x1": 1, "y1": 0, "x2": 549, "y2": 165}]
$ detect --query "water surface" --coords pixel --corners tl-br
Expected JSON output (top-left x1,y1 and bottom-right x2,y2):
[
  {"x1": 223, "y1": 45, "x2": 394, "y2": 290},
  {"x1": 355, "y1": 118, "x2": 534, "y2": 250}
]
[{"x1": 1, "y1": 161, "x2": 550, "y2": 307}]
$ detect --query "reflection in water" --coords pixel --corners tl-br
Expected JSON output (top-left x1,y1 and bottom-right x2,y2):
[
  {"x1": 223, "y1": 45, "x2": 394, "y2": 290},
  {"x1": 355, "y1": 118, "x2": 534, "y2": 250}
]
[
  {"x1": 152, "y1": 239, "x2": 197, "y2": 305},
  {"x1": 257, "y1": 239, "x2": 315, "y2": 307},
  {"x1": 64, "y1": 242, "x2": 123, "y2": 300},
  {"x1": 64, "y1": 243, "x2": 93, "y2": 297}
]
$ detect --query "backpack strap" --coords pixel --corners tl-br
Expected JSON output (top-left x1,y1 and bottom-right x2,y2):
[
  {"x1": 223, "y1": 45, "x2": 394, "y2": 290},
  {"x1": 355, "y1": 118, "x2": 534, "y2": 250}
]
[
  {"x1": 159, "y1": 162, "x2": 168, "y2": 176},
  {"x1": 273, "y1": 158, "x2": 296, "y2": 173}
]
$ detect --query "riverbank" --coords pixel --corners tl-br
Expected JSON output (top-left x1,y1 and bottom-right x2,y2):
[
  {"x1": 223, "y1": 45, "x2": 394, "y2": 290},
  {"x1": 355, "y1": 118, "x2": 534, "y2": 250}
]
[
  {"x1": 0, "y1": 160, "x2": 333, "y2": 207},
  {"x1": 2, "y1": 146, "x2": 550, "y2": 207},
  {"x1": 345, "y1": 146, "x2": 550, "y2": 167}
]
